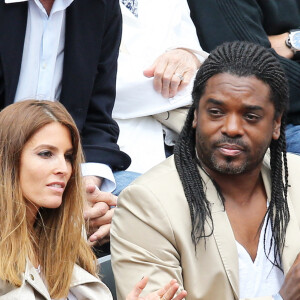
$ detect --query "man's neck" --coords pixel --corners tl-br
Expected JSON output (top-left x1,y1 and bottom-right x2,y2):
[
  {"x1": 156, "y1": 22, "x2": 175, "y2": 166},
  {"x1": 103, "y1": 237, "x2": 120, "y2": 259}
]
[
  {"x1": 204, "y1": 164, "x2": 268, "y2": 262},
  {"x1": 204, "y1": 164, "x2": 264, "y2": 205},
  {"x1": 39, "y1": 0, "x2": 55, "y2": 15}
]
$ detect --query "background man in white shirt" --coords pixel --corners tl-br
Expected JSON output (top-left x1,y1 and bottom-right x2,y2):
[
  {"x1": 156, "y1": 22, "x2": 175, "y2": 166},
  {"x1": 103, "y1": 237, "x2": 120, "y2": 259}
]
[
  {"x1": 113, "y1": 0, "x2": 208, "y2": 174},
  {"x1": 0, "y1": 0, "x2": 130, "y2": 249}
]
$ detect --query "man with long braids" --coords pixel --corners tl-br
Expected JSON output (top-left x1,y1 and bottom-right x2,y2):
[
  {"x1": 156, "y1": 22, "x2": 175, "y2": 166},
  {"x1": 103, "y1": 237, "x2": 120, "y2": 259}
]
[{"x1": 111, "y1": 41, "x2": 300, "y2": 300}]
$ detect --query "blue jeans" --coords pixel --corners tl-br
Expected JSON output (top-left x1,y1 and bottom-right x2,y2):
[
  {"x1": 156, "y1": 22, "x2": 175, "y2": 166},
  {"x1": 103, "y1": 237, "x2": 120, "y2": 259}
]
[
  {"x1": 286, "y1": 124, "x2": 300, "y2": 155},
  {"x1": 113, "y1": 170, "x2": 141, "y2": 196}
]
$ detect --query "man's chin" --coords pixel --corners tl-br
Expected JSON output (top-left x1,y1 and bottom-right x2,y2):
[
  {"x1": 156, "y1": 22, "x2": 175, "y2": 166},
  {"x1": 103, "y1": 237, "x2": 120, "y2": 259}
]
[{"x1": 210, "y1": 157, "x2": 247, "y2": 175}]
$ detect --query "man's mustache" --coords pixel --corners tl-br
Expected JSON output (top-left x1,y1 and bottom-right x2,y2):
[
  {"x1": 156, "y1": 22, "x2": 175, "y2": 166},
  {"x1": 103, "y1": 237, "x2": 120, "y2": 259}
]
[{"x1": 213, "y1": 136, "x2": 249, "y2": 151}]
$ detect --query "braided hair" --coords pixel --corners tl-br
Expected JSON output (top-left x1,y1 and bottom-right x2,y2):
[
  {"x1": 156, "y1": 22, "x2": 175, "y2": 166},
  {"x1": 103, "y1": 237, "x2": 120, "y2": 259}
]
[{"x1": 174, "y1": 41, "x2": 289, "y2": 267}]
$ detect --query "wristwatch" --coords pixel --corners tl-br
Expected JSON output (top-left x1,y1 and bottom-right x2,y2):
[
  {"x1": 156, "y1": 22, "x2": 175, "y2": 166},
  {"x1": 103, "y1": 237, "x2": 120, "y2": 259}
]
[{"x1": 285, "y1": 29, "x2": 300, "y2": 54}]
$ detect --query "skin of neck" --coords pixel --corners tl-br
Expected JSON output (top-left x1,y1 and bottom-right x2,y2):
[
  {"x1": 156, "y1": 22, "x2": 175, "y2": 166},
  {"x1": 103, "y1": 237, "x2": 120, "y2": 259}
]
[
  {"x1": 39, "y1": 0, "x2": 55, "y2": 15},
  {"x1": 202, "y1": 161, "x2": 266, "y2": 205}
]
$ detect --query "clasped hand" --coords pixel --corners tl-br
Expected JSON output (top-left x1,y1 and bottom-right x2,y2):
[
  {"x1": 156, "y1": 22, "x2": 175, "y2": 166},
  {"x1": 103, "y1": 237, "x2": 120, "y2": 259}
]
[{"x1": 83, "y1": 176, "x2": 117, "y2": 246}]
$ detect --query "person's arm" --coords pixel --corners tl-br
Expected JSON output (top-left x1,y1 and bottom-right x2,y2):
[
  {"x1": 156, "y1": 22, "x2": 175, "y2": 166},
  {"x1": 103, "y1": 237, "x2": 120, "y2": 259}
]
[
  {"x1": 111, "y1": 184, "x2": 184, "y2": 299},
  {"x1": 268, "y1": 33, "x2": 294, "y2": 59},
  {"x1": 187, "y1": 0, "x2": 300, "y2": 123},
  {"x1": 80, "y1": 0, "x2": 130, "y2": 245},
  {"x1": 80, "y1": 0, "x2": 130, "y2": 170}
]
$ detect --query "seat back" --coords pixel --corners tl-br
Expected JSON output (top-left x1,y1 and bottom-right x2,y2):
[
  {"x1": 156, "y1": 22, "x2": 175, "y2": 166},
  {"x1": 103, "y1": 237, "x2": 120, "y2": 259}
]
[{"x1": 97, "y1": 255, "x2": 117, "y2": 300}]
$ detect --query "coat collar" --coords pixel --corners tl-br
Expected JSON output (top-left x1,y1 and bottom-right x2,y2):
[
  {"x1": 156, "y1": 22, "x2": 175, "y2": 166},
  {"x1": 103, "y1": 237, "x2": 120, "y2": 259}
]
[
  {"x1": 200, "y1": 169, "x2": 240, "y2": 299},
  {"x1": 23, "y1": 260, "x2": 109, "y2": 300}
]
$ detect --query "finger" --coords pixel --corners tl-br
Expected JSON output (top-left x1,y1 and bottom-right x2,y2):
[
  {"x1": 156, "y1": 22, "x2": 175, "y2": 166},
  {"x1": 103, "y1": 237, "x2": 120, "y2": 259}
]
[
  {"x1": 156, "y1": 279, "x2": 177, "y2": 297},
  {"x1": 126, "y1": 276, "x2": 149, "y2": 299},
  {"x1": 88, "y1": 223, "x2": 111, "y2": 244},
  {"x1": 84, "y1": 176, "x2": 102, "y2": 190},
  {"x1": 161, "y1": 63, "x2": 178, "y2": 98},
  {"x1": 152, "y1": 58, "x2": 167, "y2": 94},
  {"x1": 84, "y1": 201, "x2": 109, "y2": 219},
  {"x1": 88, "y1": 207, "x2": 115, "y2": 228},
  {"x1": 177, "y1": 70, "x2": 194, "y2": 92},
  {"x1": 143, "y1": 63, "x2": 156, "y2": 78},
  {"x1": 169, "y1": 73, "x2": 183, "y2": 98},
  {"x1": 160, "y1": 282, "x2": 186, "y2": 300},
  {"x1": 173, "y1": 290, "x2": 187, "y2": 300},
  {"x1": 161, "y1": 283, "x2": 180, "y2": 300},
  {"x1": 87, "y1": 189, "x2": 117, "y2": 206}
]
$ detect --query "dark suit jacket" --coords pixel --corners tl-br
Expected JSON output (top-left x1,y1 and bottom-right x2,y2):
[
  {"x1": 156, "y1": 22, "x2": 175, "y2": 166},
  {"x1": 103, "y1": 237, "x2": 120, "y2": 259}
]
[
  {"x1": 0, "y1": 0, "x2": 131, "y2": 170},
  {"x1": 187, "y1": 0, "x2": 300, "y2": 125}
]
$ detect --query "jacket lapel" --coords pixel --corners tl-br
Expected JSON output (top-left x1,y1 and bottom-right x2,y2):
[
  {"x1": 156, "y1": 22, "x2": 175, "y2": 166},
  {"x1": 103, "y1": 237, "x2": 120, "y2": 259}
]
[
  {"x1": 201, "y1": 170, "x2": 240, "y2": 299},
  {"x1": 281, "y1": 194, "x2": 300, "y2": 273},
  {"x1": 0, "y1": 1, "x2": 27, "y2": 105},
  {"x1": 60, "y1": 0, "x2": 105, "y2": 129}
]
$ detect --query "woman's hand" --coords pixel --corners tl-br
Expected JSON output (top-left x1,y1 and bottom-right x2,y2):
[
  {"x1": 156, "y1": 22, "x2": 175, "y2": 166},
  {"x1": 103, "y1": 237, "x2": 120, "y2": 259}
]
[{"x1": 126, "y1": 276, "x2": 187, "y2": 300}]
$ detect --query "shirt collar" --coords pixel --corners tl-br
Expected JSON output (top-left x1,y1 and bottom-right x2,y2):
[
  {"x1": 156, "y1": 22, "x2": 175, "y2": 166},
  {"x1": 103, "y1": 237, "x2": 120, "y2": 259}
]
[
  {"x1": 5, "y1": 0, "x2": 74, "y2": 13},
  {"x1": 5, "y1": 0, "x2": 28, "y2": 3}
]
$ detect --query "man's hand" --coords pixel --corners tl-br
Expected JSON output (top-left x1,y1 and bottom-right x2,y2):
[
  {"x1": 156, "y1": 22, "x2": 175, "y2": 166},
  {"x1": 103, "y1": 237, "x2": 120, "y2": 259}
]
[
  {"x1": 83, "y1": 176, "x2": 117, "y2": 246},
  {"x1": 126, "y1": 277, "x2": 187, "y2": 300},
  {"x1": 143, "y1": 48, "x2": 200, "y2": 98},
  {"x1": 279, "y1": 253, "x2": 300, "y2": 299},
  {"x1": 268, "y1": 33, "x2": 294, "y2": 59}
]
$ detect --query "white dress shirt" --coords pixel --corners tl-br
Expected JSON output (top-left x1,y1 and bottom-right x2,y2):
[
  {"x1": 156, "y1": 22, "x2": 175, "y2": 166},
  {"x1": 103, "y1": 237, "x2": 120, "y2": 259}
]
[
  {"x1": 237, "y1": 212, "x2": 284, "y2": 298},
  {"x1": 5, "y1": 0, "x2": 115, "y2": 191},
  {"x1": 114, "y1": 0, "x2": 208, "y2": 173}
]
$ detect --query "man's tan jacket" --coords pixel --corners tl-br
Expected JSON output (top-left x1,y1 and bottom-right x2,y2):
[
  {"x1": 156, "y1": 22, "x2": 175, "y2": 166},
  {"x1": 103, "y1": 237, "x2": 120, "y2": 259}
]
[{"x1": 111, "y1": 153, "x2": 300, "y2": 300}]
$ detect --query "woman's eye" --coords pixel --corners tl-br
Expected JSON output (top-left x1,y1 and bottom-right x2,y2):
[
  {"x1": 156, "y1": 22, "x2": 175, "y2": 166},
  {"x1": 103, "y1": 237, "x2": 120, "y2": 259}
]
[{"x1": 38, "y1": 150, "x2": 53, "y2": 158}]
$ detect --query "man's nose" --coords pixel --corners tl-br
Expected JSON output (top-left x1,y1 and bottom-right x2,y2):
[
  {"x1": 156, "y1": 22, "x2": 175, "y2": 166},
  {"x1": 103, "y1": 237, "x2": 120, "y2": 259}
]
[{"x1": 221, "y1": 113, "x2": 244, "y2": 137}]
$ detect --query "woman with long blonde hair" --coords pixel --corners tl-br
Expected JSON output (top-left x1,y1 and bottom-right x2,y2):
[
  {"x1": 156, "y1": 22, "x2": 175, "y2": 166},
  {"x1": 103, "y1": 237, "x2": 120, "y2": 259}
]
[{"x1": 0, "y1": 100, "x2": 186, "y2": 300}]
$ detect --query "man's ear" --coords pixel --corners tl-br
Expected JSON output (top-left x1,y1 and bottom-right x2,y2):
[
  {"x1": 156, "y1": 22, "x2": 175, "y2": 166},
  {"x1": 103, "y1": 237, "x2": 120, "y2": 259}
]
[
  {"x1": 272, "y1": 113, "x2": 282, "y2": 140},
  {"x1": 192, "y1": 109, "x2": 198, "y2": 128}
]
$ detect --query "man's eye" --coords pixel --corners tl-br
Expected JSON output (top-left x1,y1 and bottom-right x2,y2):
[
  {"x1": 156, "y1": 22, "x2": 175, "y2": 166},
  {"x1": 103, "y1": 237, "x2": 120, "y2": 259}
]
[
  {"x1": 38, "y1": 150, "x2": 52, "y2": 158},
  {"x1": 245, "y1": 113, "x2": 260, "y2": 122},
  {"x1": 208, "y1": 108, "x2": 223, "y2": 116}
]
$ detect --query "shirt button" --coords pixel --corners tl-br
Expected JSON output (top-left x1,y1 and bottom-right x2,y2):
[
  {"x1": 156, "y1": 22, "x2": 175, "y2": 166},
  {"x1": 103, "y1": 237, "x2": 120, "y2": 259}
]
[
  {"x1": 30, "y1": 274, "x2": 34, "y2": 281},
  {"x1": 42, "y1": 63, "x2": 47, "y2": 69}
]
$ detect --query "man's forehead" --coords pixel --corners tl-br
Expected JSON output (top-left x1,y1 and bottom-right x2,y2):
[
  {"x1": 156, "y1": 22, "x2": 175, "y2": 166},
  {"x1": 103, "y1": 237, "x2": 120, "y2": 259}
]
[
  {"x1": 199, "y1": 73, "x2": 272, "y2": 103},
  {"x1": 205, "y1": 73, "x2": 269, "y2": 92}
]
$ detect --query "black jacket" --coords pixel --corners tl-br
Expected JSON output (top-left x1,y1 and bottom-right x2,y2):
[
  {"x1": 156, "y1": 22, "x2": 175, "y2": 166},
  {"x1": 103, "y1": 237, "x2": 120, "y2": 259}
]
[{"x1": 188, "y1": 0, "x2": 300, "y2": 125}]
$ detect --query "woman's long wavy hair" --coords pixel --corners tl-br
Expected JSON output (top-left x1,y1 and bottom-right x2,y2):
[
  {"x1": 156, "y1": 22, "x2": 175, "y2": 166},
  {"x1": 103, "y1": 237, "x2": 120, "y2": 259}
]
[
  {"x1": 0, "y1": 100, "x2": 97, "y2": 298},
  {"x1": 174, "y1": 41, "x2": 289, "y2": 268}
]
